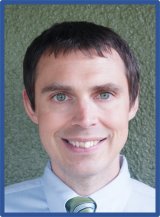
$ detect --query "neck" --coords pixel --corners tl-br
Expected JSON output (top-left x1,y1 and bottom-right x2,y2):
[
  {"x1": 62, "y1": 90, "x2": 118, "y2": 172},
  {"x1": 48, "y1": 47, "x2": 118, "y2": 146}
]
[{"x1": 51, "y1": 156, "x2": 121, "y2": 196}]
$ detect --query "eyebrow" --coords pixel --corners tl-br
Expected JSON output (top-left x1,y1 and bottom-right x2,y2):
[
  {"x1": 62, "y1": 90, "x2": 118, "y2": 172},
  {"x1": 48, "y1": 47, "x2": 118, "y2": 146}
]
[
  {"x1": 91, "y1": 83, "x2": 122, "y2": 93},
  {"x1": 41, "y1": 82, "x2": 122, "y2": 94},
  {"x1": 41, "y1": 83, "x2": 73, "y2": 94}
]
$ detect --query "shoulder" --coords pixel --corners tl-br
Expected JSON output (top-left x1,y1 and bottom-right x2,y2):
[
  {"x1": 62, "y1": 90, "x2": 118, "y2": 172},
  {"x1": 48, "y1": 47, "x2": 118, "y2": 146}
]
[
  {"x1": 5, "y1": 177, "x2": 48, "y2": 212},
  {"x1": 126, "y1": 178, "x2": 155, "y2": 212},
  {"x1": 131, "y1": 178, "x2": 155, "y2": 197},
  {"x1": 5, "y1": 177, "x2": 42, "y2": 194}
]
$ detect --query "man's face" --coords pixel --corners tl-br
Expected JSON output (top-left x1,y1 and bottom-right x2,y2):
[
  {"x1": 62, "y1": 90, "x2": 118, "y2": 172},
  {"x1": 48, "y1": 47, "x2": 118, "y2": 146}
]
[{"x1": 23, "y1": 50, "x2": 138, "y2": 182}]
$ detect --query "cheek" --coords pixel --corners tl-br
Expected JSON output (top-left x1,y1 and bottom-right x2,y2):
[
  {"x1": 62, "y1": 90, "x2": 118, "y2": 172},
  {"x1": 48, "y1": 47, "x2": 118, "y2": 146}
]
[
  {"x1": 36, "y1": 110, "x2": 71, "y2": 140},
  {"x1": 102, "y1": 106, "x2": 129, "y2": 128},
  {"x1": 36, "y1": 112, "x2": 63, "y2": 157},
  {"x1": 110, "y1": 117, "x2": 129, "y2": 149},
  {"x1": 101, "y1": 106, "x2": 129, "y2": 146},
  {"x1": 111, "y1": 115, "x2": 129, "y2": 129}
]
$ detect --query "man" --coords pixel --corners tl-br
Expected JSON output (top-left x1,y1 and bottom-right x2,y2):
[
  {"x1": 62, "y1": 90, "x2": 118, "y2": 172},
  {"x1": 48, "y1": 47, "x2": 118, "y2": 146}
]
[{"x1": 5, "y1": 21, "x2": 155, "y2": 212}]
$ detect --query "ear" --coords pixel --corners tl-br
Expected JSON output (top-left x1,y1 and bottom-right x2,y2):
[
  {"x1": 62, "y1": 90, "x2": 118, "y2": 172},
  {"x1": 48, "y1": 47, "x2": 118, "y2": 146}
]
[
  {"x1": 22, "y1": 89, "x2": 38, "y2": 124},
  {"x1": 128, "y1": 96, "x2": 139, "y2": 121}
]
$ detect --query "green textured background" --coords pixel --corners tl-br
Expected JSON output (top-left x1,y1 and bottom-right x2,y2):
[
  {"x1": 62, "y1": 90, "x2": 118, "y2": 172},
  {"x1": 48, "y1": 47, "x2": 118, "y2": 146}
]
[{"x1": 5, "y1": 4, "x2": 155, "y2": 187}]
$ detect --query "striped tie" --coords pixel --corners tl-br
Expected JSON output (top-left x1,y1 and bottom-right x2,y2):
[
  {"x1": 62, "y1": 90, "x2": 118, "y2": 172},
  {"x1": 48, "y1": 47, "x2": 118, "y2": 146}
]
[{"x1": 65, "y1": 196, "x2": 97, "y2": 213}]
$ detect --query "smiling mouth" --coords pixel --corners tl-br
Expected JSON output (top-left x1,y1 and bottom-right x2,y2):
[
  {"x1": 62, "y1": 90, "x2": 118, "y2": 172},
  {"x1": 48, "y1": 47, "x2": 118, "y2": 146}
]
[{"x1": 62, "y1": 138, "x2": 107, "y2": 149}]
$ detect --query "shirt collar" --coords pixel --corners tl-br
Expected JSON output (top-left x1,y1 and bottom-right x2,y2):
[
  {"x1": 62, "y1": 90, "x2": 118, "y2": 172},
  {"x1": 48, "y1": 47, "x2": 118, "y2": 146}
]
[
  {"x1": 42, "y1": 162, "x2": 78, "y2": 212},
  {"x1": 90, "y1": 156, "x2": 132, "y2": 212},
  {"x1": 42, "y1": 155, "x2": 132, "y2": 212}
]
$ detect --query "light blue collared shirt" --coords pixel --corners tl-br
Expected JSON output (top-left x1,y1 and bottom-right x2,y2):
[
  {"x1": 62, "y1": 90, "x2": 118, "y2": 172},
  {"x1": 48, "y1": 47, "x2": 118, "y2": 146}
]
[{"x1": 5, "y1": 156, "x2": 155, "y2": 212}]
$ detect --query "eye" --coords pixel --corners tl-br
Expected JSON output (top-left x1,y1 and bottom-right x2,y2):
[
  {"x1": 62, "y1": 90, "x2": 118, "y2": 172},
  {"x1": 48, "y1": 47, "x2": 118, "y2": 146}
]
[
  {"x1": 98, "y1": 92, "x2": 111, "y2": 100},
  {"x1": 53, "y1": 93, "x2": 69, "y2": 102}
]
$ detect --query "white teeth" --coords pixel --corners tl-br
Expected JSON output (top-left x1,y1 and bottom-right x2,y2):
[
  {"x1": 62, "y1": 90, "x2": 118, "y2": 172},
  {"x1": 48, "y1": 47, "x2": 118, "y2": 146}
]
[
  {"x1": 69, "y1": 140, "x2": 99, "y2": 148},
  {"x1": 85, "y1": 142, "x2": 90, "y2": 148},
  {"x1": 75, "y1": 142, "x2": 79, "y2": 147}
]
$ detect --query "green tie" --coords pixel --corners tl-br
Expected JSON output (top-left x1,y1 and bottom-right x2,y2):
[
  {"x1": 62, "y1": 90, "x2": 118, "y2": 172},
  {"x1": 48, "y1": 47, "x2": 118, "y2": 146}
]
[{"x1": 65, "y1": 196, "x2": 97, "y2": 213}]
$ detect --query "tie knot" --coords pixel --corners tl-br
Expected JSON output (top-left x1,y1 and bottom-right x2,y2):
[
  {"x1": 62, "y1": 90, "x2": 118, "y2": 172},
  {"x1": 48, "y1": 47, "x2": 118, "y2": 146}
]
[{"x1": 65, "y1": 196, "x2": 97, "y2": 213}]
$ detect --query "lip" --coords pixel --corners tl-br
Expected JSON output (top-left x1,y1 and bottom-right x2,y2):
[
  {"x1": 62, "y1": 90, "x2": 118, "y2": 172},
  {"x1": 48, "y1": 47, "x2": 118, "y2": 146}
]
[{"x1": 61, "y1": 137, "x2": 107, "y2": 153}]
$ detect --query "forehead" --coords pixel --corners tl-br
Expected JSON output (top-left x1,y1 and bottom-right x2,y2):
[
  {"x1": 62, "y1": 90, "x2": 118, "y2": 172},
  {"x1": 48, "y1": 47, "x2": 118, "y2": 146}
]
[{"x1": 36, "y1": 49, "x2": 127, "y2": 88}]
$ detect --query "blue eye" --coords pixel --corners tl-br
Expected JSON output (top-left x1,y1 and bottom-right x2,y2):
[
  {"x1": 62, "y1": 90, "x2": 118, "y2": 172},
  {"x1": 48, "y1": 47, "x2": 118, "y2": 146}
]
[
  {"x1": 54, "y1": 93, "x2": 68, "y2": 102},
  {"x1": 99, "y1": 92, "x2": 111, "y2": 100}
]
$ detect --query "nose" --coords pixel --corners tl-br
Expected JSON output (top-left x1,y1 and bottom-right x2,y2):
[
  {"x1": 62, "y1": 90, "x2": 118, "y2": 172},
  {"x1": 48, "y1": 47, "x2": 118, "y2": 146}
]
[{"x1": 71, "y1": 101, "x2": 97, "y2": 128}]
